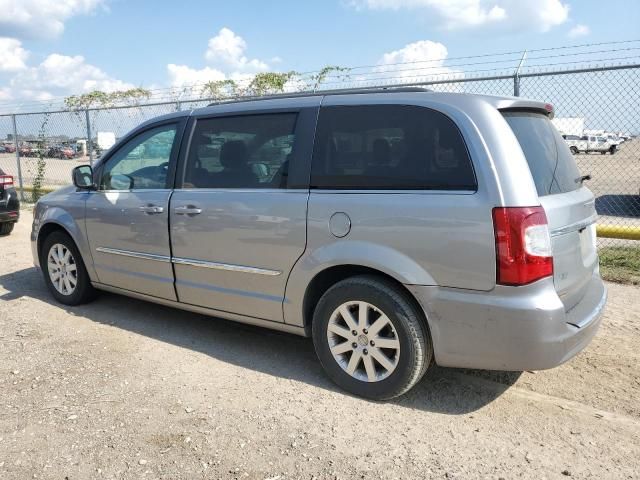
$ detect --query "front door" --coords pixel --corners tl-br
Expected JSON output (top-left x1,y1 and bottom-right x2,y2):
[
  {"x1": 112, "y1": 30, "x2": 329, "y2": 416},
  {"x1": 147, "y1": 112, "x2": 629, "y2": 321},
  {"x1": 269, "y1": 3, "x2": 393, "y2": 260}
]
[
  {"x1": 170, "y1": 109, "x2": 315, "y2": 322},
  {"x1": 85, "y1": 121, "x2": 182, "y2": 300}
]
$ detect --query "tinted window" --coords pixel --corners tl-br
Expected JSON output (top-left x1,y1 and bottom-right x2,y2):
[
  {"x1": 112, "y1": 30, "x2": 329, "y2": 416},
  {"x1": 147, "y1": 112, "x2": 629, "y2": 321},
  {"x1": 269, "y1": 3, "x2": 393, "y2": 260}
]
[
  {"x1": 503, "y1": 112, "x2": 581, "y2": 196},
  {"x1": 100, "y1": 124, "x2": 177, "y2": 190},
  {"x1": 311, "y1": 105, "x2": 476, "y2": 190},
  {"x1": 184, "y1": 113, "x2": 297, "y2": 189}
]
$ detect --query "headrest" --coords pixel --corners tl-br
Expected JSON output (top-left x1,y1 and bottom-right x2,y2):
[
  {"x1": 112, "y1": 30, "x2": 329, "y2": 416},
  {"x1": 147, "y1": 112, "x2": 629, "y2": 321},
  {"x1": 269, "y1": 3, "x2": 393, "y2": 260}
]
[{"x1": 220, "y1": 140, "x2": 248, "y2": 169}]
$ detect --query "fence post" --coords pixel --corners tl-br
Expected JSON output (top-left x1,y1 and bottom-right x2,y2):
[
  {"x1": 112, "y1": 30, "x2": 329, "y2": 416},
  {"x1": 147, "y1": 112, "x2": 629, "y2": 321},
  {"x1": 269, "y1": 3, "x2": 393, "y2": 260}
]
[
  {"x1": 513, "y1": 50, "x2": 527, "y2": 97},
  {"x1": 11, "y1": 114, "x2": 24, "y2": 201},
  {"x1": 85, "y1": 109, "x2": 93, "y2": 166}
]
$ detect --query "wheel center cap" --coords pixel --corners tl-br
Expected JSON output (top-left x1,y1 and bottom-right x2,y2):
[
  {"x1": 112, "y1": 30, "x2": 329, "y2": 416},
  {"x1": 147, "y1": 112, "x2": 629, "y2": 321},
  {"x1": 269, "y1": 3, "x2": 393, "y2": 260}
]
[{"x1": 358, "y1": 334, "x2": 369, "y2": 346}]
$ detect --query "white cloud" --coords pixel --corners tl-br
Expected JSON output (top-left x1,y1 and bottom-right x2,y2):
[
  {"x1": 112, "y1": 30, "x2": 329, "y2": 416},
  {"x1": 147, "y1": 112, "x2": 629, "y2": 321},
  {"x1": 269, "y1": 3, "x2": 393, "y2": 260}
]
[
  {"x1": 166, "y1": 27, "x2": 273, "y2": 93},
  {"x1": 567, "y1": 23, "x2": 590, "y2": 38},
  {"x1": 167, "y1": 64, "x2": 226, "y2": 87},
  {"x1": 375, "y1": 40, "x2": 463, "y2": 87},
  {"x1": 0, "y1": 37, "x2": 28, "y2": 72},
  {"x1": 3, "y1": 53, "x2": 133, "y2": 103},
  {"x1": 204, "y1": 27, "x2": 269, "y2": 71},
  {"x1": 0, "y1": 0, "x2": 106, "y2": 39},
  {"x1": 349, "y1": 0, "x2": 569, "y2": 32}
]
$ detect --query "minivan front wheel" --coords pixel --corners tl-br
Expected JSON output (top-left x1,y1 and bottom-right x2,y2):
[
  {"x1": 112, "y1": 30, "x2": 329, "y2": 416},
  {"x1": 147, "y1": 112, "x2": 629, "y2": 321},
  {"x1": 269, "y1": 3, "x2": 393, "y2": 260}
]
[
  {"x1": 41, "y1": 230, "x2": 96, "y2": 305},
  {"x1": 312, "y1": 275, "x2": 432, "y2": 400}
]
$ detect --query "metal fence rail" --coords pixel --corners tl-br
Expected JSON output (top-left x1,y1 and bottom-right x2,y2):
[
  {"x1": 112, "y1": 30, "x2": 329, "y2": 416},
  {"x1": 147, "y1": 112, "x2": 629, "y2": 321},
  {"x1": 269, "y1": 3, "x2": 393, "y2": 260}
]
[{"x1": 1, "y1": 63, "x2": 638, "y2": 246}]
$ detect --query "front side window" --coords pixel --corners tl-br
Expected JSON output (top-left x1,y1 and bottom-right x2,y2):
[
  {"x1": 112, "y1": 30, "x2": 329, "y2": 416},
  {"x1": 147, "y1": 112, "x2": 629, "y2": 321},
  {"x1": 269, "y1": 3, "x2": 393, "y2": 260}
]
[
  {"x1": 183, "y1": 113, "x2": 297, "y2": 189},
  {"x1": 100, "y1": 124, "x2": 177, "y2": 190},
  {"x1": 310, "y1": 105, "x2": 476, "y2": 190}
]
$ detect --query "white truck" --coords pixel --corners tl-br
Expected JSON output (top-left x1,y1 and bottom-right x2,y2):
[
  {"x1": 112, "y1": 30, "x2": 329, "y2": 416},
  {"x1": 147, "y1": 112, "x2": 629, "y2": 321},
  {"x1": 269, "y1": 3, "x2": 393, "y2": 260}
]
[{"x1": 563, "y1": 134, "x2": 617, "y2": 155}]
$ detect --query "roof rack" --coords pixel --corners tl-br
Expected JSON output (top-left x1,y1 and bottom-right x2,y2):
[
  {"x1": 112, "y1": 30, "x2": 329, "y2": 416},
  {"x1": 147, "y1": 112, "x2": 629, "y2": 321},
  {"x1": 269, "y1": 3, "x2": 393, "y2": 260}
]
[{"x1": 206, "y1": 86, "x2": 431, "y2": 107}]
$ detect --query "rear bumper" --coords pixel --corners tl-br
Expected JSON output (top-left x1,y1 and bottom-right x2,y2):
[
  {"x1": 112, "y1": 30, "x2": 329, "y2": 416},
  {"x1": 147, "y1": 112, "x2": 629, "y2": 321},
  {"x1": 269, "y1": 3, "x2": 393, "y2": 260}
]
[
  {"x1": 408, "y1": 274, "x2": 606, "y2": 371},
  {"x1": 0, "y1": 188, "x2": 20, "y2": 223},
  {"x1": 0, "y1": 210, "x2": 19, "y2": 223}
]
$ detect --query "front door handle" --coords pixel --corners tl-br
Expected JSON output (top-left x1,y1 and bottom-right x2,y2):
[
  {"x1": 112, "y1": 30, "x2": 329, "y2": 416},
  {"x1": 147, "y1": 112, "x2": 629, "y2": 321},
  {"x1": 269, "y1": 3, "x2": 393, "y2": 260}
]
[
  {"x1": 174, "y1": 205, "x2": 202, "y2": 216},
  {"x1": 139, "y1": 205, "x2": 164, "y2": 214}
]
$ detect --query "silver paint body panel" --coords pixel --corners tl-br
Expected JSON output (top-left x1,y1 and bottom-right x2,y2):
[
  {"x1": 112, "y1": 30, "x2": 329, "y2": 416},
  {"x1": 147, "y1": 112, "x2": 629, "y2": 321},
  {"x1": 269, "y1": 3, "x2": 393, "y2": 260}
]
[
  {"x1": 169, "y1": 189, "x2": 308, "y2": 321},
  {"x1": 85, "y1": 190, "x2": 176, "y2": 300}
]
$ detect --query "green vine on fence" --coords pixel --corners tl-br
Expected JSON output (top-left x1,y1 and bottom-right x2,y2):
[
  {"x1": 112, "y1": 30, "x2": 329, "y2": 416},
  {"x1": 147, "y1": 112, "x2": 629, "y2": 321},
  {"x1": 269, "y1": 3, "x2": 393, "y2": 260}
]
[
  {"x1": 310, "y1": 66, "x2": 351, "y2": 91},
  {"x1": 64, "y1": 87, "x2": 152, "y2": 110},
  {"x1": 201, "y1": 79, "x2": 239, "y2": 100},
  {"x1": 247, "y1": 71, "x2": 299, "y2": 96},
  {"x1": 31, "y1": 113, "x2": 51, "y2": 202}
]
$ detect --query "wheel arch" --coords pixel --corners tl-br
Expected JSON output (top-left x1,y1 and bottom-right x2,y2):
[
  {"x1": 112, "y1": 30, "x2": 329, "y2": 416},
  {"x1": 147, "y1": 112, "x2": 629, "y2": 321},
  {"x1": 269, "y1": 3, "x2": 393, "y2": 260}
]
[
  {"x1": 300, "y1": 264, "x2": 430, "y2": 337},
  {"x1": 35, "y1": 211, "x2": 98, "y2": 282},
  {"x1": 37, "y1": 222, "x2": 72, "y2": 261}
]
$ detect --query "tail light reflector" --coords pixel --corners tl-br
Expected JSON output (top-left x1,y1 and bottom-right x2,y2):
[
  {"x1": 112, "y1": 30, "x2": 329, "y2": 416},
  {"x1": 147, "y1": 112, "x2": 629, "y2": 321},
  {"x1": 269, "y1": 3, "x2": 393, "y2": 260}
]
[
  {"x1": 0, "y1": 175, "x2": 13, "y2": 188},
  {"x1": 492, "y1": 206, "x2": 553, "y2": 286}
]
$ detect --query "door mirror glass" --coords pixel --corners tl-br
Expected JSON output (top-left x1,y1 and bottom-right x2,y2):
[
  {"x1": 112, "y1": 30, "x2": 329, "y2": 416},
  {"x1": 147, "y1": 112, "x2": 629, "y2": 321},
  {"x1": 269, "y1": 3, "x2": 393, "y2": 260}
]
[
  {"x1": 72, "y1": 165, "x2": 95, "y2": 189},
  {"x1": 109, "y1": 174, "x2": 134, "y2": 190}
]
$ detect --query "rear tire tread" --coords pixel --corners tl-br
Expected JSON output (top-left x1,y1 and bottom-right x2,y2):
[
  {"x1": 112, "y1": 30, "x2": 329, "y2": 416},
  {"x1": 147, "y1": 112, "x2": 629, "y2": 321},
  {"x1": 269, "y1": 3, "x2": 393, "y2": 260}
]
[{"x1": 312, "y1": 275, "x2": 432, "y2": 400}]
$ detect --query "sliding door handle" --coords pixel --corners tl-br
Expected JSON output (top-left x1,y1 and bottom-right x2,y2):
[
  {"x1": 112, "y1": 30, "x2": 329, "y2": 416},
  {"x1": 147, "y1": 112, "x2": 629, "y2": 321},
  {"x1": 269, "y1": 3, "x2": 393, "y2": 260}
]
[
  {"x1": 174, "y1": 205, "x2": 202, "y2": 216},
  {"x1": 139, "y1": 205, "x2": 164, "y2": 214}
]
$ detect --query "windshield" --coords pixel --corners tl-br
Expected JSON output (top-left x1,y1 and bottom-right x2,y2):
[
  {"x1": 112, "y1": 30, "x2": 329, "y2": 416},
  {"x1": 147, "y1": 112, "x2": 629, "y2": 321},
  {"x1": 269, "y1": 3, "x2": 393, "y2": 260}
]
[{"x1": 503, "y1": 111, "x2": 582, "y2": 196}]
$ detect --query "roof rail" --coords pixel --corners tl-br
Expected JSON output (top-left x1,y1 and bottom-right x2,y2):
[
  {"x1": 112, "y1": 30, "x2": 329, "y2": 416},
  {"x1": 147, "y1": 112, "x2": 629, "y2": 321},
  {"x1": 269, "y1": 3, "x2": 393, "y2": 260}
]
[{"x1": 206, "y1": 86, "x2": 431, "y2": 106}]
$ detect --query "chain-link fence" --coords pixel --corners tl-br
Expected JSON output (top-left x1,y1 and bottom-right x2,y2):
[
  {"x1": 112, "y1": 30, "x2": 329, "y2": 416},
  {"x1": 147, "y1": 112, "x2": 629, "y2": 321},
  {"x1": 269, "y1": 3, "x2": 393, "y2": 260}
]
[{"x1": 1, "y1": 64, "x2": 638, "y2": 246}]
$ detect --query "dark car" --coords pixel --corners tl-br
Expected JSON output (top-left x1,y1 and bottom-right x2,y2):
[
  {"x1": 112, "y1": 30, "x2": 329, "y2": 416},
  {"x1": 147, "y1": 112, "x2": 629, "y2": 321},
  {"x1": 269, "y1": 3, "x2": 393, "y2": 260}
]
[
  {"x1": 47, "y1": 145, "x2": 76, "y2": 159},
  {"x1": 18, "y1": 145, "x2": 32, "y2": 157},
  {"x1": 0, "y1": 168, "x2": 20, "y2": 235}
]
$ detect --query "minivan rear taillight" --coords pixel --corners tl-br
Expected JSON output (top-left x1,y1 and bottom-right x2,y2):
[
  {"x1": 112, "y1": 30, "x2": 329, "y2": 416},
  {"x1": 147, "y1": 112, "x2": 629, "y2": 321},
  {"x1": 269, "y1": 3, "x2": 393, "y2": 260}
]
[
  {"x1": 492, "y1": 206, "x2": 553, "y2": 286},
  {"x1": 0, "y1": 175, "x2": 13, "y2": 188}
]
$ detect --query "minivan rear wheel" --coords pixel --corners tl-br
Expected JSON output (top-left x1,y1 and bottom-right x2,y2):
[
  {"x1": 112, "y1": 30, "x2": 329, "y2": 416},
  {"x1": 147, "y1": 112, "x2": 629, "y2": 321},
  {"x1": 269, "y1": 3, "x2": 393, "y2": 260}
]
[{"x1": 312, "y1": 275, "x2": 432, "y2": 400}]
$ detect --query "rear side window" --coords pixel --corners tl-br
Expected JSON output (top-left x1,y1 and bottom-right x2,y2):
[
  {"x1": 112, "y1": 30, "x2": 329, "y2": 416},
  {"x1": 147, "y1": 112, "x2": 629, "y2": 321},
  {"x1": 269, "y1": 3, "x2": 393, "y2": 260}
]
[
  {"x1": 311, "y1": 105, "x2": 476, "y2": 190},
  {"x1": 503, "y1": 111, "x2": 581, "y2": 196},
  {"x1": 184, "y1": 113, "x2": 297, "y2": 189}
]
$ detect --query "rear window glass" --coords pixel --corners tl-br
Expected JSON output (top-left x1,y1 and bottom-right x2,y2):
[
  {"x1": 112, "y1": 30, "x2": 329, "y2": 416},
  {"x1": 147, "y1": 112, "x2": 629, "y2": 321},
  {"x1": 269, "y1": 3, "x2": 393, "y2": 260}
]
[
  {"x1": 503, "y1": 111, "x2": 581, "y2": 196},
  {"x1": 311, "y1": 105, "x2": 476, "y2": 190}
]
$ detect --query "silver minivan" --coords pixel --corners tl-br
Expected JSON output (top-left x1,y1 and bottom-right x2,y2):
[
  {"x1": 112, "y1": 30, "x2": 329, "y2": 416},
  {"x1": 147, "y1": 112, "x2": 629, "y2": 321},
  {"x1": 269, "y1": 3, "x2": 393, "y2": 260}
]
[{"x1": 31, "y1": 88, "x2": 607, "y2": 399}]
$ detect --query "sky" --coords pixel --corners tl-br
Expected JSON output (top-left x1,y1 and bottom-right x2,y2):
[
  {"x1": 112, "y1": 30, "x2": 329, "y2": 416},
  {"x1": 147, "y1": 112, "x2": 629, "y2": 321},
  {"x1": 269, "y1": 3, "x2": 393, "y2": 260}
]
[{"x1": 0, "y1": 0, "x2": 639, "y2": 107}]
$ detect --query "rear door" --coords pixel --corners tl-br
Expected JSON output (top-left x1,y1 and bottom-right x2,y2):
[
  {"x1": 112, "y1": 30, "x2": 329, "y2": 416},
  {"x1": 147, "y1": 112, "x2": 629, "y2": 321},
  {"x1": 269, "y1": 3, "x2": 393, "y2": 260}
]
[
  {"x1": 503, "y1": 111, "x2": 598, "y2": 311},
  {"x1": 169, "y1": 106, "x2": 317, "y2": 322},
  {"x1": 85, "y1": 120, "x2": 185, "y2": 300}
]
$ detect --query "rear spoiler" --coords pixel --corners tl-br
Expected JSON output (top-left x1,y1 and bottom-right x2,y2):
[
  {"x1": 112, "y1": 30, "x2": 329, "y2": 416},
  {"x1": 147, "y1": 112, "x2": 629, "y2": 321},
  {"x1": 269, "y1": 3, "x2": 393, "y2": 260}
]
[{"x1": 497, "y1": 100, "x2": 555, "y2": 119}]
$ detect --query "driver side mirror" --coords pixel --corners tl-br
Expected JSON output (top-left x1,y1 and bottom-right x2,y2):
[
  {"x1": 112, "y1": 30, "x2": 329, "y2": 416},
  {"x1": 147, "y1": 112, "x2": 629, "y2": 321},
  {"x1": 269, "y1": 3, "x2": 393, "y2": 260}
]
[{"x1": 72, "y1": 165, "x2": 95, "y2": 190}]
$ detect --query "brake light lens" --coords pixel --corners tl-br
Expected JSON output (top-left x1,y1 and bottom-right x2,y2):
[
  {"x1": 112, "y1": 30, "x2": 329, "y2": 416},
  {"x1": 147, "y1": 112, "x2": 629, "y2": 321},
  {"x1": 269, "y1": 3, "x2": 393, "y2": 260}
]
[
  {"x1": 0, "y1": 175, "x2": 13, "y2": 188},
  {"x1": 492, "y1": 206, "x2": 553, "y2": 286}
]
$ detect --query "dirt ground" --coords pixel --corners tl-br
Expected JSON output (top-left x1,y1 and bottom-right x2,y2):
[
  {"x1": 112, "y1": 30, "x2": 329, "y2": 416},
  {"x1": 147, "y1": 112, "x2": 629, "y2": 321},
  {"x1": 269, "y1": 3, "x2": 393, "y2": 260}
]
[{"x1": 1, "y1": 213, "x2": 639, "y2": 480}]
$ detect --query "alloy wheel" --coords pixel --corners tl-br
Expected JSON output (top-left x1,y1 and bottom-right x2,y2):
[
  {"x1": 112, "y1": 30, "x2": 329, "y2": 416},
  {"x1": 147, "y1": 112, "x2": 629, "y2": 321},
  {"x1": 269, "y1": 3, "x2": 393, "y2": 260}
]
[
  {"x1": 326, "y1": 301, "x2": 400, "y2": 382},
  {"x1": 47, "y1": 243, "x2": 78, "y2": 296}
]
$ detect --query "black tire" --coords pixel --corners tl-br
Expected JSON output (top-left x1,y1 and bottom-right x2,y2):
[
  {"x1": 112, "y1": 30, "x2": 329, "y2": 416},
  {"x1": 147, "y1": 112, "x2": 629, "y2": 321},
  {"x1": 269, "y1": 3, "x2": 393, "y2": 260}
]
[
  {"x1": 570, "y1": 146, "x2": 578, "y2": 155},
  {"x1": 0, "y1": 222, "x2": 14, "y2": 236},
  {"x1": 600, "y1": 151, "x2": 606, "y2": 155},
  {"x1": 312, "y1": 275, "x2": 432, "y2": 400},
  {"x1": 40, "y1": 230, "x2": 96, "y2": 305},
  {"x1": 609, "y1": 146, "x2": 617, "y2": 155}
]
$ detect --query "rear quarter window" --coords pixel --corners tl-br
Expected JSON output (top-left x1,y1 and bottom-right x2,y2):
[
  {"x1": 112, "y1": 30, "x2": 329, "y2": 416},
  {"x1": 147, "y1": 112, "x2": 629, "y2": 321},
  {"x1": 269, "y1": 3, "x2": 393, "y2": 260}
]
[
  {"x1": 311, "y1": 105, "x2": 476, "y2": 190},
  {"x1": 502, "y1": 111, "x2": 582, "y2": 196}
]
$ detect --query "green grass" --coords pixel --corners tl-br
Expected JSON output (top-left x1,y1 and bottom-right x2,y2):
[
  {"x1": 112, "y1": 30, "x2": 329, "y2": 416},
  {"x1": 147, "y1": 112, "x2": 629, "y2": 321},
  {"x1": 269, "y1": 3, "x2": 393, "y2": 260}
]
[{"x1": 599, "y1": 246, "x2": 640, "y2": 285}]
